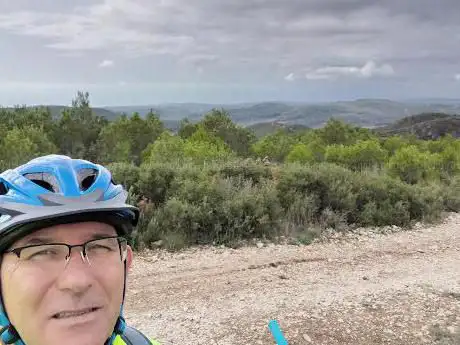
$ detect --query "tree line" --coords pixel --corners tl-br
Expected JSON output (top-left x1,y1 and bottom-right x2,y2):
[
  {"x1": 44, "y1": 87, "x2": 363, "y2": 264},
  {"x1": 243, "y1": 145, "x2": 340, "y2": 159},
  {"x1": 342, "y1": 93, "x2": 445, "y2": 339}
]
[{"x1": 1, "y1": 92, "x2": 459, "y2": 250}]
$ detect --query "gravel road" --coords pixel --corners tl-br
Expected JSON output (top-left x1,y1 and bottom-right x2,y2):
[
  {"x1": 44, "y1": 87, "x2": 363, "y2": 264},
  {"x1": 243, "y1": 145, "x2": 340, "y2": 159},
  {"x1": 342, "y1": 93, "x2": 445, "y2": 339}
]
[{"x1": 123, "y1": 213, "x2": 460, "y2": 345}]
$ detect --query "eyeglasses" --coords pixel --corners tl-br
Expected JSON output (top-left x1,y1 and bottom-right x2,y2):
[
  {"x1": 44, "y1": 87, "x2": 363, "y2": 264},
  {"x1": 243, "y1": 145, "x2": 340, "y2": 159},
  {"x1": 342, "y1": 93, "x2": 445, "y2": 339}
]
[{"x1": 4, "y1": 236, "x2": 128, "y2": 272}]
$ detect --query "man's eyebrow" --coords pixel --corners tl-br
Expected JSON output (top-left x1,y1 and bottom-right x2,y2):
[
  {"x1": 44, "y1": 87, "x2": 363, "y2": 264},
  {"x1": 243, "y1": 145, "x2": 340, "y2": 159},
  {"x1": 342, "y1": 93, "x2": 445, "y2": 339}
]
[
  {"x1": 89, "y1": 232, "x2": 118, "y2": 240},
  {"x1": 17, "y1": 237, "x2": 54, "y2": 246},
  {"x1": 14, "y1": 232, "x2": 116, "y2": 247}
]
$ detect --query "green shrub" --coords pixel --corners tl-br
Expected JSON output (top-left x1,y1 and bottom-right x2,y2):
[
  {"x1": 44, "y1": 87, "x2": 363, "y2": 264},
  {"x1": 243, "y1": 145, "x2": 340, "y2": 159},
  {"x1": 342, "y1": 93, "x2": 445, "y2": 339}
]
[
  {"x1": 284, "y1": 193, "x2": 319, "y2": 234},
  {"x1": 251, "y1": 129, "x2": 298, "y2": 162},
  {"x1": 355, "y1": 172, "x2": 446, "y2": 225},
  {"x1": 218, "y1": 178, "x2": 282, "y2": 242},
  {"x1": 188, "y1": 177, "x2": 282, "y2": 244},
  {"x1": 138, "y1": 163, "x2": 177, "y2": 204},
  {"x1": 170, "y1": 171, "x2": 226, "y2": 207},
  {"x1": 183, "y1": 125, "x2": 236, "y2": 164},
  {"x1": 218, "y1": 158, "x2": 273, "y2": 183},
  {"x1": 325, "y1": 139, "x2": 388, "y2": 171},
  {"x1": 141, "y1": 131, "x2": 186, "y2": 164},
  {"x1": 441, "y1": 176, "x2": 460, "y2": 212},
  {"x1": 382, "y1": 135, "x2": 412, "y2": 155},
  {"x1": 286, "y1": 143, "x2": 316, "y2": 164},
  {"x1": 436, "y1": 145, "x2": 460, "y2": 178},
  {"x1": 386, "y1": 145, "x2": 434, "y2": 184},
  {"x1": 277, "y1": 162, "x2": 358, "y2": 222},
  {"x1": 126, "y1": 148, "x2": 456, "y2": 250},
  {"x1": 276, "y1": 162, "x2": 448, "y2": 229},
  {"x1": 106, "y1": 162, "x2": 140, "y2": 193},
  {"x1": 140, "y1": 177, "x2": 282, "y2": 247},
  {"x1": 319, "y1": 207, "x2": 349, "y2": 232}
]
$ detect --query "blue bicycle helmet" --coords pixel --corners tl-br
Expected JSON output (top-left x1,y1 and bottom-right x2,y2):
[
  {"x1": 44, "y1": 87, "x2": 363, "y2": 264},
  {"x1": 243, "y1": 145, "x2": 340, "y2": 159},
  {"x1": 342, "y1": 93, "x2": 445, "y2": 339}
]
[{"x1": 0, "y1": 154, "x2": 140, "y2": 345}]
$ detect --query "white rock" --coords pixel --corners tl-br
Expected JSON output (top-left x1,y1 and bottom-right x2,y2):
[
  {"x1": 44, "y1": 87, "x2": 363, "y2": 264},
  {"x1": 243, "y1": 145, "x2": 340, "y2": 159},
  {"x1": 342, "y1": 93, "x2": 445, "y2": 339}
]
[{"x1": 302, "y1": 334, "x2": 312, "y2": 342}]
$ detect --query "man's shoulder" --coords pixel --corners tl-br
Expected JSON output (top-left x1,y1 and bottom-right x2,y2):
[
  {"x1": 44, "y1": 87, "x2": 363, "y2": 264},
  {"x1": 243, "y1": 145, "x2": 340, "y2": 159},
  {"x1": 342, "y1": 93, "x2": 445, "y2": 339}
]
[{"x1": 113, "y1": 326, "x2": 161, "y2": 345}]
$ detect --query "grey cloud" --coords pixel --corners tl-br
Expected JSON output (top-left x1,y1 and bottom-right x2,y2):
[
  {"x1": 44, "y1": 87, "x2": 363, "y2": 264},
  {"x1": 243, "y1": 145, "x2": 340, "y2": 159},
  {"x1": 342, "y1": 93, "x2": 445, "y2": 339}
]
[
  {"x1": 99, "y1": 60, "x2": 115, "y2": 68},
  {"x1": 305, "y1": 60, "x2": 395, "y2": 80},
  {"x1": 0, "y1": 0, "x2": 458, "y2": 85}
]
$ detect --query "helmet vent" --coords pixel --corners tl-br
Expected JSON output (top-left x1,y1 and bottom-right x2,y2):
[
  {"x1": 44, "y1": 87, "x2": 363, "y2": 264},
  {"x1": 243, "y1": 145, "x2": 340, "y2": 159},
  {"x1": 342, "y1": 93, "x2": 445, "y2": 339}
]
[
  {"x1": 0, "y1": 182, "x2": 8, "y2": 195},
  {"x1": 78, "y1": 168, "x2": 98, "y2": 191},
  {"x1": 23, "y1": 173, "x2": 60, "y2": 193},
  {"x1": 29, "y1": 180, "x2": 55, "y2": 192}
]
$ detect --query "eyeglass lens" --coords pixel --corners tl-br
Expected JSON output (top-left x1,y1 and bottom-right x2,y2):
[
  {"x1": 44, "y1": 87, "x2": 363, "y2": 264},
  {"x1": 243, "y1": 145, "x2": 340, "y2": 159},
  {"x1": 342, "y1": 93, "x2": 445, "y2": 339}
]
[{"x1": 12, "y1": 237, "x2": 127, "y2": 271}]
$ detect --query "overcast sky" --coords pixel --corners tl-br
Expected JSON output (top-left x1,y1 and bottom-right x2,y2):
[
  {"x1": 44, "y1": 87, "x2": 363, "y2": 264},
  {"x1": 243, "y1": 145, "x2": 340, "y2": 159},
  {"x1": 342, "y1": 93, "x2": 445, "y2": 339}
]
[{"x1": 0, "y1": 0, "x2": 459, "y2": 106}]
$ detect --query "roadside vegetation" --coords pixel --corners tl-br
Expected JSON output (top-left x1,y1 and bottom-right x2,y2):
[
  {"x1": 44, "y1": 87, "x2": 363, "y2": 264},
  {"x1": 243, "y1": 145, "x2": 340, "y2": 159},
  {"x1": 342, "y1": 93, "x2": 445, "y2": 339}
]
[{"x1": 1, "y1": 91, "x2": 459, "y2": 250}]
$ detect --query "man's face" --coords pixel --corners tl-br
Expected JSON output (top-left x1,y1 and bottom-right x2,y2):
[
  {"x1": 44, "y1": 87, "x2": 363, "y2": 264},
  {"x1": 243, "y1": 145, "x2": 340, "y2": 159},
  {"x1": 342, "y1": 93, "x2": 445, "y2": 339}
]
[{"x1": 0, "y1": 221, "x2": 133, "y2": 345}]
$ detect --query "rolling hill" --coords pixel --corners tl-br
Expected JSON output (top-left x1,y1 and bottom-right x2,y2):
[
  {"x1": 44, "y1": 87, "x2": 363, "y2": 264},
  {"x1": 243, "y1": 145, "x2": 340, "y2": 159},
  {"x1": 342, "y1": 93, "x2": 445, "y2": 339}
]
[
  {"x1": 104, "y1": 98, "x2": 460, "y2": 130},
  {"x1": 9, "y1": 99, "x2": 460, "y2": 137},
  {"x1": 46, "y1": 105, "x2": 118, "y2": 120},
  {"x1": 376, "y1": 113, "x2": 460, "y2": 139},
  {"x1": 247, "y1": 122, "x2": 310, "y2": 137}
]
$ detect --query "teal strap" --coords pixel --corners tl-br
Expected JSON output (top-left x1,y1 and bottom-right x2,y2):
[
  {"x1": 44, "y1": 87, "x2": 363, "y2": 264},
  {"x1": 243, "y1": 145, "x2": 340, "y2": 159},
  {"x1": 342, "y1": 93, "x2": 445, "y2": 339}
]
[{"x1": 120, "y1": 325, "x2": 153, "y2": 345}]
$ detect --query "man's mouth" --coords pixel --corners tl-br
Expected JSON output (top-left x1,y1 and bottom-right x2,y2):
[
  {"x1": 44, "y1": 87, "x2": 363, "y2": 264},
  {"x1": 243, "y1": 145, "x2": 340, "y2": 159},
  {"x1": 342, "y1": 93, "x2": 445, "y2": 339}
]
[{"x1": 52, "y1": 307, "x2": 101, "y2": 319}]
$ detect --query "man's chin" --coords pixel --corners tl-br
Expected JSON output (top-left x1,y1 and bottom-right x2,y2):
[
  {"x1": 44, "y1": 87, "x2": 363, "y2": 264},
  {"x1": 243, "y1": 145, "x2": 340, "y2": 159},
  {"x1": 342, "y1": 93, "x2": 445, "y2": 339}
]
[
  {"x1": 47, "y1": 331, "x2": 111, "y2": 345},
  {"x1": 46, "y1": 319, "x2": 113, "y2": 345}
]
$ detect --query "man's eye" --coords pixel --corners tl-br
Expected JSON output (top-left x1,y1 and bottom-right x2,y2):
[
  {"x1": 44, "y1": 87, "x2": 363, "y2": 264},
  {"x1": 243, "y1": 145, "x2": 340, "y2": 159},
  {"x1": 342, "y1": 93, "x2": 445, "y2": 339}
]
[
  {"x1": 23, "y1": 248, "x2": 61, "y2": 260},
  {"x1": 87, "y1": 244, "x2": 113, "y2": 252}
]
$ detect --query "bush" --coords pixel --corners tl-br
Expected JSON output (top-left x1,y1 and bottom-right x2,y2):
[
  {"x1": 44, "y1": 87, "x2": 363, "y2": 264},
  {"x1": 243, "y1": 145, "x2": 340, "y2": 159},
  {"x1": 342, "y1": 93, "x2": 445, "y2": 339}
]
[
  {"x1": 386, "y1": 145, "x2": 434, "y2": 184},
  {"x1": 325, "y1": 139, "x2": 388, "y2": 171},
  {"x1": 183, "y1": 125, "x2": 236, "y2": 164},
  {"x1": 441, "y1": 176, "x2": 460, "y2": 212},
  {"x1": 218, "y1": 158, "x2": 273, "y2": 184},
  {"x1": 106, "y1": 162, "x2": 140, "y2": 194},
  {"x1": 209, "y1": 178, "x2": 282, "y2": 244},
  {"x1": 251, "y1": 129, "x2": 298, "y2": 162},
  {"x1": 436, "y1": 145, "x2": 460, "y2": 178},
  {"x1": 137, "y1": 163, "x2": 177, "y2": 204},
  {"x1": 140, "y1": 177, "x2": 283, "y2": 248},
  {"x1": 382, "y1": 135, "x2": 411, "y2": 155},
  {"x1": 142, "y1": 131, "x2": 186, "y2": 164},
  {"x1": 276, "y1": 162, "x2": 448, "y2": 229},
  {"x1": 124, "y1": 142, "x2": 456, "y2": 250},
  {"x1": 140, "y1": 198, "x2": 199, "y2": 248},
  {"x1": 0, "y1": 125, "x2": 58, "y2": 171},
  {"x1": 356, "y1": 172, "x2": 446, "y2": 225},
  {"x1": 286, "y1": 143, "x2": 316, "y2": 164},
  {"x1": 277, "y1": 163, "x2": 358, "y2": 222},
  {"x1": 284, "y1": 193, "x2": 319, "y2": 234}
]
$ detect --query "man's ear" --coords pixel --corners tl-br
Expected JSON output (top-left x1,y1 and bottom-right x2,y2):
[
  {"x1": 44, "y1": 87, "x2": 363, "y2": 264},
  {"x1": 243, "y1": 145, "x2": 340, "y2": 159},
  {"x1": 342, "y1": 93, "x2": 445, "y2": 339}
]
[{"x1": 125, "y1": 245, "x2": 134, "y2": 271}]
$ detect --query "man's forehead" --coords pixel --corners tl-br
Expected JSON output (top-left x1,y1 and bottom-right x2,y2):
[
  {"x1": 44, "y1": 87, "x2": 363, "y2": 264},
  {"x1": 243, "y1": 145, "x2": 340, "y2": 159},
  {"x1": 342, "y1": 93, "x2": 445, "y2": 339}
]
[{"x1": 13, "y1": 222, "x2": 116, "y2": 246}]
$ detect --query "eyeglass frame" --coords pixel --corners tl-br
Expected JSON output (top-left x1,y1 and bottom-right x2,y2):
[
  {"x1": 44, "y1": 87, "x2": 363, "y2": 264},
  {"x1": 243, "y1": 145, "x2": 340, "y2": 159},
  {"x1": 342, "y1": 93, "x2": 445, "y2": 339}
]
[{"x1": 3, "y1": 235, "x2": 129, "y2": 265}]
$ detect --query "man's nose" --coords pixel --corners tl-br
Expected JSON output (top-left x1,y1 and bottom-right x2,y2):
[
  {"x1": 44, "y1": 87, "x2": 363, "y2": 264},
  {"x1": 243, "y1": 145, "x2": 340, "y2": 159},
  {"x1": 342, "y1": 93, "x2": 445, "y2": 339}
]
[{"x1": 55, "y1": 248, "x2": 94, "y2": 295}]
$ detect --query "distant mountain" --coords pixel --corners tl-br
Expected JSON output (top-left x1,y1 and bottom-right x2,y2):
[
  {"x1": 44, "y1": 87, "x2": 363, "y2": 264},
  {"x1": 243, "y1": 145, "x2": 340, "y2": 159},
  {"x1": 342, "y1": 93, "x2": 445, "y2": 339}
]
[
  {"x1": 106, "y1": 103, "x2": 217, "y2": 121},
  {"x1": 11, "y1": 99, "x2": 460, "y2": 136},
  {"x1": 49, "y1": 105, "x2": 119, "y2": 120},
  {"x1": 247, "y1": 122, "x2": 310, "y2": 137},
  {"x1": 376, "y1": 113, "x2": 460, "y2": 139},
  {"x1": 104, "y1": 99, "x2": 460, "y2": 130},
  {"x1": 402, "y1": 98, "x2": 460, "y2": 105}
]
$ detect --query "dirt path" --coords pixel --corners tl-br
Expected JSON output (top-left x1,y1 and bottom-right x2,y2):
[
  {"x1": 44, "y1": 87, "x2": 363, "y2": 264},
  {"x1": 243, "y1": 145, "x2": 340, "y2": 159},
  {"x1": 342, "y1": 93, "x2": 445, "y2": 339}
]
[{"x1": 123, "y1": 213, "x2": 460, "y2": 345}]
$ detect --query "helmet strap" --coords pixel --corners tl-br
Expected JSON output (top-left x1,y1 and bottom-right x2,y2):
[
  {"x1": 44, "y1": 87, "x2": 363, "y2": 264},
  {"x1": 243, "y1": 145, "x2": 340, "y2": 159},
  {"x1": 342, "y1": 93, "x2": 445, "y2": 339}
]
[
  {"x1": 105, "y1": 255, "x2": 128, "y2": 345},
  {"x1": 0, "y1": 256, "x2": 24, "y2": 345},
  {"x1": 0, "y1": 324, "x2": 21, "y2": 344}
]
